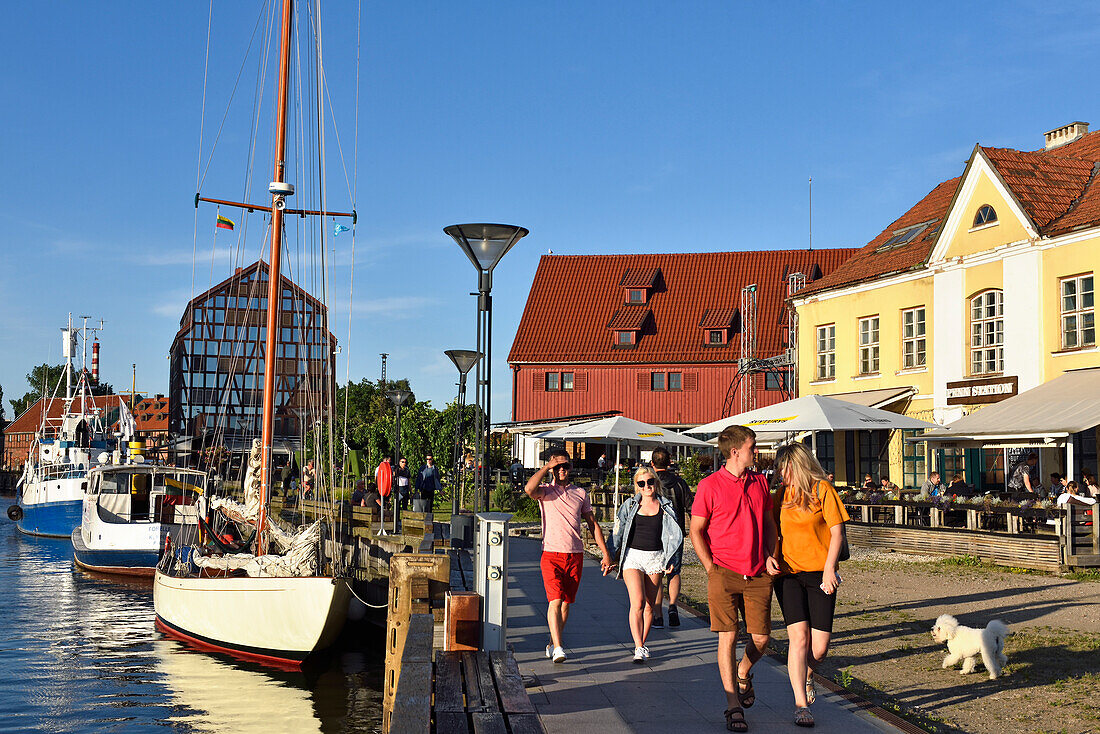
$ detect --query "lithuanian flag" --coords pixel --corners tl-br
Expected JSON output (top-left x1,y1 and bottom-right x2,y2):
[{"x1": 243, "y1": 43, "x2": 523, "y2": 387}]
[{"x1": 216, "y1": 215, "x2": 235, "y2": 231}]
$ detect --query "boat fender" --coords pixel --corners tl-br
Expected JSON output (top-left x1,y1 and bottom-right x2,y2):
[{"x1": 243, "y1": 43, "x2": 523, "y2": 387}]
[{"x1": 7, "y1": 505, "x2": 23, "y2": 522}]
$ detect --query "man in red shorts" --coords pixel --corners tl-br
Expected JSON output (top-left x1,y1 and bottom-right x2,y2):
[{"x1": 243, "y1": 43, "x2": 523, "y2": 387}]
[
  {"x1": 690, "y1": 425, "x2": 779, "y2": 732},
  {"x1": 524, "y1": 449, "x2": 613, "y2": 663}
]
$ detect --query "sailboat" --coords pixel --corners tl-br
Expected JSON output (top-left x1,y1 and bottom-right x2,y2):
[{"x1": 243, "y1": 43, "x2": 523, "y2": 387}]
[
  {"x1": 153, "y1": 0, "x2": 354, "y2": 667},
  {"x1": 10, "y1": 316, "x2": 116, "y2": 538}
]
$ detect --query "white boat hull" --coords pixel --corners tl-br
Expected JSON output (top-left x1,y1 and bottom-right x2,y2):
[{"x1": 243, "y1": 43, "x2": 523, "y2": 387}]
[{"x1": 153, "y1": 570, "x2": 351, "y2": 667}]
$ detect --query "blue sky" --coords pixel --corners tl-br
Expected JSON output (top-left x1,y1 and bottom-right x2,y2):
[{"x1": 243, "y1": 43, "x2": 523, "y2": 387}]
[{"x1": 2, "y1": 2, "x2": 1098, "y2": 420}]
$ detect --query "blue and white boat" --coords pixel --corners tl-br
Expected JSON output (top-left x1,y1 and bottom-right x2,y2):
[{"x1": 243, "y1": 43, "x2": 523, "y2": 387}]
[
  {"x1": 10, "y1": 318, "x2": 116, "y2": 538},
  {"x1": 72, "y1": 462, "x2": 207, "y2": 577}
]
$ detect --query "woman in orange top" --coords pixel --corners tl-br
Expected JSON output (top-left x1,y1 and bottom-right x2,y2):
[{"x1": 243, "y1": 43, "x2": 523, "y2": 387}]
[{"x1": 769, "y1": 442, "x2": 849, "y2": 728}]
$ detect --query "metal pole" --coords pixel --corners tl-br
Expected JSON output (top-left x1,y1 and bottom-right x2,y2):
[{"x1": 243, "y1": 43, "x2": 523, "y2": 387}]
[
  {"x1": 393, "y1": 402, "x2": 401, "y2": 533},
  {"x1": 452, "y1": 374, "x2": 466, "y2": 516},
  {"x1": 484, "y1": 291, "x2": 493, "y2": 513},
  {"x1": 474, "y1": 301, "x2": 484, "y2": 513}
]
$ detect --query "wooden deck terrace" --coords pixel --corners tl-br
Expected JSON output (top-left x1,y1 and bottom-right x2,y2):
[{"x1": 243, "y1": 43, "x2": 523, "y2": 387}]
[{"x1": 844, "y1": 500, "x2": 1099, "y2": 571}]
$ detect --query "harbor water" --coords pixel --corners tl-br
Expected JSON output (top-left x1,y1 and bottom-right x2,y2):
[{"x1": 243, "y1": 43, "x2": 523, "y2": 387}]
[{"x1": 0, "y1": 497, "x2": 384, "y2": 733}]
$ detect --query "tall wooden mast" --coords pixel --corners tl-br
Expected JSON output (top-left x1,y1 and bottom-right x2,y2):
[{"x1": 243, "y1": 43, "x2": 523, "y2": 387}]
[{"x1": 257, "y1": 0, "x2": 295, "y2": 555}]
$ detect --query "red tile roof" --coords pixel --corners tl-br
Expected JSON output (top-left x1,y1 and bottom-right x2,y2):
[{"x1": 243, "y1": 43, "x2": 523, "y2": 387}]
[
  {"x1": 698, "y1": 307, "x2": 739, "y2": 329},
  {"x1": 3, "y1": 394, "x2": 121, "y2": 435},
  {"x1": 509, "y1": 249, "x2": 859, "y2": 364},
  {"x1": 606, "y1": 306, "x2": 651, "y2": 330},
  {"x1": 619, "y1": 267, "x2": 661, "y2": 288},
  {"x1": 802, "y1": 130, "x2": 1100, "y2": 296}
]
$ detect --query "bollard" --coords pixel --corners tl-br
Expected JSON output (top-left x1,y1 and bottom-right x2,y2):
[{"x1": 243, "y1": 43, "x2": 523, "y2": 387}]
[{"x1": 475, "y1": 512, "x2": 512, "y2": 651}]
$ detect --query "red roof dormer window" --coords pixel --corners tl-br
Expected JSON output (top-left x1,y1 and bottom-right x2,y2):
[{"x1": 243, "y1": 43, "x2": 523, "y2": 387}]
[
  {"x1": 699, "y1": 307, "x2": 737, "y2": 347},
  {"x1": 607, "y1": 306, "x2": 650, "y2": 348},
  {"x1": 619, "y1": 267, "x2": 660, "y2": 304}
]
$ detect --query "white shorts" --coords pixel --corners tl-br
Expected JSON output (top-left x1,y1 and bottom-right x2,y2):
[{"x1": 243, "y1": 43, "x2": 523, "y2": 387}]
[{"x1": 622, "y1": 548, "x2": 666, "y2": 575}]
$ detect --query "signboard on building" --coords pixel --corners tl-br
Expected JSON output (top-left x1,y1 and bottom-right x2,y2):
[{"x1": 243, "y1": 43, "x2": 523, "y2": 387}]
[{"x1": 945, "y1": 376, "x2": 1018, "y2": 406}]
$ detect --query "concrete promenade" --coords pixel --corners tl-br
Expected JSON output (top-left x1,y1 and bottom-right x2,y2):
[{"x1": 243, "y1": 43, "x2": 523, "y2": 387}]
[{"x1": 505, "y1": 537, "x2": 902, "y2": 734}]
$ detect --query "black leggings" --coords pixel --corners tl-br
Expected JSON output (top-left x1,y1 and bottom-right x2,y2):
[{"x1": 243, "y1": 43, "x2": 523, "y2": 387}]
[{"x1": 773, "y1": 572, "x2": 838, "y2": 632}]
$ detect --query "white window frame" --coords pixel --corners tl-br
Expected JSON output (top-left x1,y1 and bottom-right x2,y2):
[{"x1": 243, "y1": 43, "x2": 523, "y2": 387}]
[
  {"x1": 858, "y1": 316, "x2": 880, "y2": 375},
  {"x1": 970, "y1": 290, "x2": 1004, "y2": 374},
  {"x1": 1060, "y1": 274, "x2": 1095, "y2": 349},
  {"x1": 816, "y1": 324, "x2": 835, "y2": 380},
  {"x1": 901, "y1": 307, "x2": 926, "y2": 369}
]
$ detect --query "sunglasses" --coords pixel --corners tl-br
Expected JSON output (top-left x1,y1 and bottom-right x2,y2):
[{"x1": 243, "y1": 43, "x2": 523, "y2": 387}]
[
  {"x1": 553, "y1": 463, "x2": 572, "y2": 470},
  {"x1": 636, "y1": 478, "x2": 656, "y2": 488}
]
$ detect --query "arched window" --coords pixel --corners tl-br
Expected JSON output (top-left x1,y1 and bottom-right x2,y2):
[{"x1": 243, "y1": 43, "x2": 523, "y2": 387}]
[
  {"x1": 970, "y1": 290, "x2": 1004, "y2": 374},
  {"x1": 973, "y1": 205, "x2": 998, "y2": 227}
]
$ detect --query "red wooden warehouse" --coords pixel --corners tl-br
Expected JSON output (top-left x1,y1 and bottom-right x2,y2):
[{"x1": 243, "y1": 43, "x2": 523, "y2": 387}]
[{"x1": 507, "y1": 249, "x2": 857, "y2": 441}]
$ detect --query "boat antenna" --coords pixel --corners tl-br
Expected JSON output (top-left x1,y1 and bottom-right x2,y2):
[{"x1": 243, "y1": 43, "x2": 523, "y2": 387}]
[{"x1": 808, "y1": 176, "x2": 813, "y2": 251}]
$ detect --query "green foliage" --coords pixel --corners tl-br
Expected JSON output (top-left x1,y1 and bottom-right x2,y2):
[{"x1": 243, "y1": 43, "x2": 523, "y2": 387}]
[
  {"x1": 304, "y1": 377, "x2": 483, "y2": 492},
  {"x1": 512, "y1": 493, "x2": 540, "y2": 522},
  {"x1": 679, "y1": 452, "x2": 713, "y2": 489},
  {"x1": 9, "y1": 363, "x2": 74, "y2": 418}
]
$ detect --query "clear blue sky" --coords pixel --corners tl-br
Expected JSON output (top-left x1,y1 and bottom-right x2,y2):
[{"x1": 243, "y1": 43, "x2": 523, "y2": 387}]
[{"x1": 2, "y1": 1, "x2": 1097, "y2": 420}]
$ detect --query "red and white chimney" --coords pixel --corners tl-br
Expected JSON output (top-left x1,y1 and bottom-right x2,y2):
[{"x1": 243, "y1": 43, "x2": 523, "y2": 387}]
[{"x1": 91, "y1": 340, "x2": 100, "y2": 384}]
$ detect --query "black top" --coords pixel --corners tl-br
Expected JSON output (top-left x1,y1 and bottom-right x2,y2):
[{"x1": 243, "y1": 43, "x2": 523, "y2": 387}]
[
  {"x1": 657, "y1": 469, "x2": 691, "y2": 530},
  {"x1": 627, "y1": 512, "x2": 663, "y2": 552}
]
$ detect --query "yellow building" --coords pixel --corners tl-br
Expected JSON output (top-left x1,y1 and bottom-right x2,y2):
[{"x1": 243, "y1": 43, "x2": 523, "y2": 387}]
[{"x1": 792, "y1": 122, "x2": 1100, "y2": 490}]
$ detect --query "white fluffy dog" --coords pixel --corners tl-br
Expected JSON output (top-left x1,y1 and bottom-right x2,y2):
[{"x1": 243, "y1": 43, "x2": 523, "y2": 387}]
[{"x1": 931, "y1": 614, "x2": 1009, "y2": 680}]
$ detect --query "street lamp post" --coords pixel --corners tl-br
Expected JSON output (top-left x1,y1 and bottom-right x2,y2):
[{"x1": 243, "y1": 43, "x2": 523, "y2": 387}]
[
  {"x1": 445, "y1": 349, "x2": 482, "y2": 515},
  {"x1": 445, "y1": 224, "x2": 529, "y2": 512},
  {"x1": 385, "y1": 388, "x2": 413, "y2": 534}
]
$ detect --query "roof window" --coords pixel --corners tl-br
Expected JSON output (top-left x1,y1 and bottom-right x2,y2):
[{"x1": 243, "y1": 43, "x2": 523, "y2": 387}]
[
  {"x1": 973, "y1": 205, "x2": 997, "y2": 227},
  {"x1": 874, "y1": 220, "x2": 935, "y2": 253}
]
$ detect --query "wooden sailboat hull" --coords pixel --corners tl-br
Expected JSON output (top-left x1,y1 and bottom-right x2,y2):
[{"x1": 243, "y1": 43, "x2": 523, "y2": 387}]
[{"x1": 153, "y1": 570, "x2": 351, "y2": 667}]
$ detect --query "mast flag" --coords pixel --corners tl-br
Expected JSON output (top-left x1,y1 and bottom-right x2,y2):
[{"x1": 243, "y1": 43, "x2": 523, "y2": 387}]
[
  {"x1": 334, "y1": 222, "x2": 350, "y2": 236},
  {"x1": 216, "y1": 214, "x2": 235, "y2": 230}
]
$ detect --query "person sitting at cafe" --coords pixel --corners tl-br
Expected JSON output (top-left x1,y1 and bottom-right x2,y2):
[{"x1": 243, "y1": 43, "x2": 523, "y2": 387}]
[
  {"x1": 879, "y1": 475, "x2": 899, "y2": 492},
  {"x1": 920, "y1": 471, "x2": 945, "y2": 497},
  {"x1": 948, "y1": 473, "x2": 969, "y2": 495},
  {"x1": 862, "y1": 473, "x2": 876, "y2": 491},
  {"x1": 1056, "y1": 481, "x2": 1097, "y2": 507}
]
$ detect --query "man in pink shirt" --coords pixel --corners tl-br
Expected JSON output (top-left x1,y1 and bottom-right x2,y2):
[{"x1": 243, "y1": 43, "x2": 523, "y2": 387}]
[
  {"x1": 690, "y1": 425, "x2": 779, "y2": 733},
  {"x1": 525, "y1": 449, "x2": 613, "y2": 664}
]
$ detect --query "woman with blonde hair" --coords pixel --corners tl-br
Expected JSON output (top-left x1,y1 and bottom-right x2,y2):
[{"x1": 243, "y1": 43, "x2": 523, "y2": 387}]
[
  {"x1": 769, "y1": 442, "x2": 849, "y2": 728},
  {"x1": 610, "y1": 466, "x2": 683, "y2": 663}
]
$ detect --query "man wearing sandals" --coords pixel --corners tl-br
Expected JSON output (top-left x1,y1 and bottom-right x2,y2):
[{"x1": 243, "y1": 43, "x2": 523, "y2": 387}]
[{"x1": 690, "y1": 425, "x2": 779, "y2": 732}]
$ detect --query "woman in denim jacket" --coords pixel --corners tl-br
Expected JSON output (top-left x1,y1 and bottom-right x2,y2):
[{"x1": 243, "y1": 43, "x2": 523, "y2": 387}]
[{"x1": 611, "y1": 466, "x2": 684, "y2": 662}]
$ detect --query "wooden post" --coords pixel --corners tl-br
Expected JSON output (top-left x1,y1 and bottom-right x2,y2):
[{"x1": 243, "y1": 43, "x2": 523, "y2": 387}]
[
  {"x1": 386, "y1": 613, "x2": 434, "y2": 734},
  {"x1": 893, "y1": 505, "x2": 904, "y2": 525},
  {"x1": 1006, "y1": 512, "x2": 1020, "y2": 535},
  {"x1": 966, "y1": 509, "x2": 979, "y2": 531},
  {"x1": 383, "y1": 553, "x2": 450, "y2": 729}
]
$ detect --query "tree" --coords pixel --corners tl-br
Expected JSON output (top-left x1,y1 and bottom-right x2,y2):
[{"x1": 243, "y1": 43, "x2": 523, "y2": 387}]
[
  {"x1": 9, "y1": 363, "x2": 73, "y2": 419},
  {"x1": 0, "y1": 383, "x2": 5, "y2": 422}
]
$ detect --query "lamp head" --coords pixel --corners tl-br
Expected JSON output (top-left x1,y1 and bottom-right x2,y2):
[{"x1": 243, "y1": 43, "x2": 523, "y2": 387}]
[
  {"x1": 445, "y1": 349, "x2": 483, "y2": 376},
  {"x1": 385, "y1": 389, "x2": 414, "y2": 407},
  {"x1": 445, "y1": 223, "x2": 528, "y2": 277}
]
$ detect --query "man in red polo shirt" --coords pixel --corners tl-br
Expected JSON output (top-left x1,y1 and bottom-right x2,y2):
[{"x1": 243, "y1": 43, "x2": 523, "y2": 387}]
[
  {"x1": 690, "y1": 425, "x2": 779, "y2": 733},
  {"x1": 525, "y1": 449, "x2": 613, "y2": 664}
]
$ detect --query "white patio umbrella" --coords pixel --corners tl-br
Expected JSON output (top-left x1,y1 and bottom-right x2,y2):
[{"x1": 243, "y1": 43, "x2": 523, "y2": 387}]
[
  {"x1": 536, "y1": 416, "x2": 710, "y2": 529},
  {"x1": 686, "y1": 394, "x2": 937, "y2": 435}
]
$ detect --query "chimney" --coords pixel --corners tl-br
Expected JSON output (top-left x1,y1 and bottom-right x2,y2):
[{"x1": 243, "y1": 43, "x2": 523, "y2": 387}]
[
  {"x1": 1045, "y1": 121, "x2": 1089, "y2": 150},
  {"x1": 91, "y1": 340, "x2": 100, "y2": 384}
]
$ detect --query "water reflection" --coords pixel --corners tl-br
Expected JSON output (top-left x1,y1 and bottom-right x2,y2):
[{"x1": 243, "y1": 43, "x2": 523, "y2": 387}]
[{"x1": 0, "y1": 506, "x2": 384, "y2": 733}]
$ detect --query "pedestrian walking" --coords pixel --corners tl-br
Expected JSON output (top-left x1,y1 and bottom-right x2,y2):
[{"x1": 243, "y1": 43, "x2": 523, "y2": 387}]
[
  {"x1": 650, "y1": 446, "x2": 691, "y2": 628},
  {"x1": 610, "y1": 466, "x2": 683, "y2": 662},
  {"x1": 770, "y1": 442, "x2": 850, "y2": 729},
  {"x1": 415, "y1": 454, "x2": 442, "y2": 511},
  {"x1": 524, "y1": 450, "x2": 613, "y2": 664},
  {"x1": 395, "y1": 457, "x2": 412, "y2": 511},
  {"x1": 689, "y1": 425, "x2": 778, "y2": 733}
]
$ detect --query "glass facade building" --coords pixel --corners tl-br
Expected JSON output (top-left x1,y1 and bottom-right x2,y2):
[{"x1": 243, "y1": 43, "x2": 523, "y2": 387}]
[{"x1": 169, "y1": 261, "x2": 335, "y2": 444}]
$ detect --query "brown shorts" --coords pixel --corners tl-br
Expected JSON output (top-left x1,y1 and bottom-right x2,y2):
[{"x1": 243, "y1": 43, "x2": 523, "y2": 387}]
[{"x1": 707, "y1": 564, "x2": 773, "y2": 635}]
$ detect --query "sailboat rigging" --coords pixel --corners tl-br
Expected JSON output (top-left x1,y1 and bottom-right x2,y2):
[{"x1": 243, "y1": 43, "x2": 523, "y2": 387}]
[{"x1": 154, "y1": 0, "x2": 357, "y2": 667}]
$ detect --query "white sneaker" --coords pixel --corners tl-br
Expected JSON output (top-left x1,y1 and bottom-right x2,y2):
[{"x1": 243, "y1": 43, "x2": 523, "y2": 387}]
[
  {"x1": 640, "y1": 646, "x2": 650, "y2": 659},
  {"x1": 545, "y1": 644, "x2": 554, "y2": 659},
  {"x1": 552, "y1": 646, "x2": 567, "y2": 663},
  {"x1": 633, "y1": 647, "x2": 646, "y2": 663}
]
